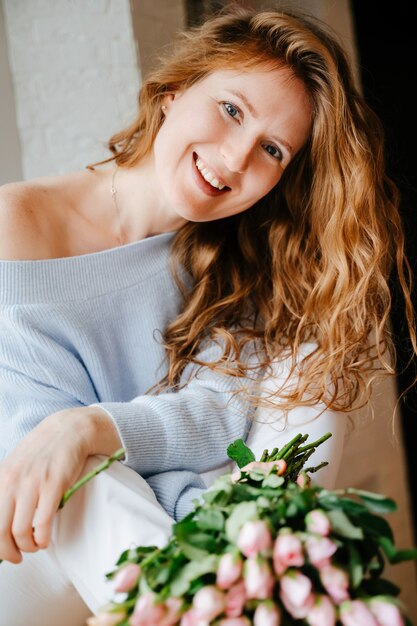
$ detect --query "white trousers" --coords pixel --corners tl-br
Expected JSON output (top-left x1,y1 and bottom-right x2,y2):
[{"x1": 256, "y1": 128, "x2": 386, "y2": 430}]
[{"x1": 0, "y1": 457, "x2": 174, "y2": 626}]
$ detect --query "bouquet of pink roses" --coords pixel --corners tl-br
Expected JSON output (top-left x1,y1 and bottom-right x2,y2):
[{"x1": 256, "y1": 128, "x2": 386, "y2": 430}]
[{"x1": 87, "y1": 433, "x2": 417, "y2": 626}]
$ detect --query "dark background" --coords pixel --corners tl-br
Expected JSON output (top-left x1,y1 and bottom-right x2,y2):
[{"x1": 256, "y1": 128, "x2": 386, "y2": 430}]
[{"x1": 351, "y1": 0, "x2": 417, "y2": 542}]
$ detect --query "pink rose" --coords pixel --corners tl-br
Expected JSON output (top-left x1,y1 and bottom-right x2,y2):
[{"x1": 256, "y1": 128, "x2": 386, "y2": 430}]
[
  {"x1": 232, "y1": 460, "x2": 287, "y2": 482},
  {"x1": 87, "y1": 613, "x2": 125, "y2": 626},
  {"x1": 160, "y1": 598, "x2": 184, "y2": 626},
  {"x1": 340, "y1": 600, "x2": 379, "y2": 626},
  {"x1": 253, "y1": 602, "x2": 281, "y2": 626},
  {"x1": 193, "y1": 585, "x2": 226, "y2": 622},
  {"x1": 279, "y1": 570, "x2": 314, "y2": 619},
  {"x1": 306, "y1": 595, "x2": 336, "y2": 626},
  {"x1": 305, "y1": 510, "x2": 331, "y2": 536},
  {"x1": 131, "y1": 592, "x2": 166, "y2": 625},
  {"x1": 369, "y1": 598, "x2": 405, "y2": 626},
  {"x1": 296, "y1": 473, "x2": 311, "y2": 488},
  {"x1": 237, "y1": 520, "x2": 272, "y2": 557},
  {"x1": 217, "y1": 618, "x2": 251, "y2": 626},
  {"x1": 179, "y1": 609, "x2": 209, "y2": 626},
  {"x1": 217, "y1": 552, "x2": 243, "y2": 590},
  {"x1": 112, "y1": 563, "x2": 141, "y2": 593},
  {"x1": 319, "y1": 564, "x2": 350, "y2": 603},
  {"x1": 244, "y1": 557, "x2": 275, "y2": 600},
  {"x1": 305, "y1": 535, "x2": 338, "y2": 568},
  {"x1": 273, "y1": 531, "x2": 304, "y2": 575},
  {"x1": 225, "y1": 580, "x2": 247, "y2": 617}
]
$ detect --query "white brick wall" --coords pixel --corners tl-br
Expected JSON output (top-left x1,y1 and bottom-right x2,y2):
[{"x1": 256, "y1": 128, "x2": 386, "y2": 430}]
[{"x1": 2, "y1": 0, "x2": 140, "y2": 179}]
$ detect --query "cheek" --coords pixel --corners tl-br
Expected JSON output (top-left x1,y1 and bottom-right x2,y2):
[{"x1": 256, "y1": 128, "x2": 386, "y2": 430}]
[{"x1": 248, "y1": 168, "x2": 281, "y2": 202}]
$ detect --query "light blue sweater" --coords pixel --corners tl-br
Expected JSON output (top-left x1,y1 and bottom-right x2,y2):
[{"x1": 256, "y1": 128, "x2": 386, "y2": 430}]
[{"x1": 0, "y1": 232, "x2": 255, "y2": 520}]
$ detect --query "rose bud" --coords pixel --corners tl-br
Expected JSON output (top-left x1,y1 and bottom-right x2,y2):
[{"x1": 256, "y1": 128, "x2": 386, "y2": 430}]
[
  {"x1": 369, "y1": 598, "x2": 405, "y2": 626},
  {"x1": 253, "y1": 601, "x2": 281, "y2": 626},
  {"x1": 296, "y1": 473, "x2": 311, "y2": 488},
  {"x1": 160, "y1": 597, "x2": 184, "y2": 626},
  {"x1": 237, "y1": 520, "x2": 272, "y2": 557},
  {"x1": 273, "y1": 531, "x2": 304, "y2": 575},
  {"x1": 244, "y1": 557, "x2": 275, "y2": 600},
  {"x1": 192, "y1": 585, "x2": 226, "y2": 622},
  {"x1": 131, "y1": 592, "x2": 167, "y2": 625},
  {"x1": 225, "y1": 580, "x2": 247, "y2": 617},
  {"x1": 217, "y1": 552, "x2": 243, "y2": 590},
  {"x1": 232, "y1": 460, "x2": 286, "y2": 482},
  {"x1": 112, "y1": 563, "x2": 141, "y2": 593},
  {"x1": 305, "y1": 510, "x2": 331, "y2": 536},
  {"x1": 87, "y1": 613, "x2": 126, "y2": 626},
  {"x1": 217, "y1": 618, "x2": 251, "y2": 626},
  {"x1": 306, "y1": 594, "x2": 336, "y2": 626},
  {"x1": 305, "y1": 535, "x2": 338, "y2": 568},
  {"x1": 319, "y1": 564, "x2": 350, "y2": 603},
  {"x1": 339, "y1": 600, "x2": 379, "y2": 626},
  {"x1": 179, "y1": 609, "x2": 209, "y2": 626},
  {"x1": 279, "y1": 570, "x2": 314, "y2": 619}
]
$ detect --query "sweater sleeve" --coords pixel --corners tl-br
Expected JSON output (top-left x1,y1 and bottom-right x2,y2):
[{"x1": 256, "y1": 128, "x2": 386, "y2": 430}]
[
  {"x1": 0, "y1": 307, "x2": 99, "y2": 460},
  {"x1": 95, "y1": 340, "x2": 258, "y2": 478}
]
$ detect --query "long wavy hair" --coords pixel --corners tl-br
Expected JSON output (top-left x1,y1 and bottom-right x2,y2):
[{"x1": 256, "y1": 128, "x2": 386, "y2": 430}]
[{"x1": 93, "y1": 6, "x2": 416, "y2": 412}]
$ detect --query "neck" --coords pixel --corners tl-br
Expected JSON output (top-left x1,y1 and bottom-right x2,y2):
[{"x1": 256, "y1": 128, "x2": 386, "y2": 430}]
[{"x1": 111, "y1": 157, "x2": 186, "y2": 242}]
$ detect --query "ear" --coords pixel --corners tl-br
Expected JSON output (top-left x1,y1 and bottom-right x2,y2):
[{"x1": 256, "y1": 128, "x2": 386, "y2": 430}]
[
  {"x1": 162, "y1": 92, "x2": 176, "y2": 115},
  {"x1": 162, "y1": 89, "x2": 182, "y2": 113}
]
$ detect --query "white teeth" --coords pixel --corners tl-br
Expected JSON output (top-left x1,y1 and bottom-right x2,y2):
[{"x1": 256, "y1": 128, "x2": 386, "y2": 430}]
[{"x1": 195, "y1": 157, "x2": 225, "y2": 190}]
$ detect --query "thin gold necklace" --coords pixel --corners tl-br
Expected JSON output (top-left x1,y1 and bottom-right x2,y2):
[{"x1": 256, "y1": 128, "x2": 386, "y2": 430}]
[{"x1": 110, "y1": 165, "x2": 127, "y2": 246}]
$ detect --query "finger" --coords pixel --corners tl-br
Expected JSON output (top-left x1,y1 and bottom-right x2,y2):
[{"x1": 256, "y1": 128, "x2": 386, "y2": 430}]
[
  {"x1": 32, "y1": 486, "x2": 63, "y2": 549},
  {"x1": 0, "y1": 497, "x2": 22, "y2": 564},
  {"x1": 11, "y1": 487, "x2": 41, "y2": 554}
]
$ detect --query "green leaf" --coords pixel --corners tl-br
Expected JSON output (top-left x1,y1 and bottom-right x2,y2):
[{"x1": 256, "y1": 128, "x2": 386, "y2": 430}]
[
  {"x1": 356, "y1": 512, "x2": 394, "y2": 542},
  {"x1": 225, "y1": 501, "x2": 258, "y2": 542},
  {"x1": 173, "y1": 520, "x2": 218, "y2": 561},
  {"x1": 361, "y1": 577, "x2": 401, "y2": 597},
  {"x1": 196, "y1": 509, "x2": 225, "y2": 531},
  {"x1": 375, "y1": 536, "x2": 417, "y2": 565},
  {"x1": 327, "y1": 509, "x2": 364, "y2": 539},
  {"x1": 169, "y1": 555, "x2": 219, "y2": 597},
  {"x1": 346, "y1": 542, "x2": 364, "y2": 588},
  {"x1": 248, "y1": 470, "x2": 266, "y2": 482},
  {"x1": 345, "y1": 488, "x2": 397, "y2": 514},
  {"x1": 262, "y1": 474, "x2": 285, "y2": 488},
  {"x1": 227, "y1": 439, "x2": 256, "y2": 468}
]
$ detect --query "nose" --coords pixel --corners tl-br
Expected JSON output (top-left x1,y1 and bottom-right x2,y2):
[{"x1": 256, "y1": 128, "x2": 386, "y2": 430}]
[{"x1": 220, "y1": 137, "x2": 254, "y2": 174}]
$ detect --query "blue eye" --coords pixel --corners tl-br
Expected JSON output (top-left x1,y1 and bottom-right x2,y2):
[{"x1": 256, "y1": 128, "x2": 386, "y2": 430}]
[
  {"x1": 223, "y1": 102, "x2": 241, "y2": 120},
  {"x1": 263, "y1": 143, "x2": 283, "y2": 162}
]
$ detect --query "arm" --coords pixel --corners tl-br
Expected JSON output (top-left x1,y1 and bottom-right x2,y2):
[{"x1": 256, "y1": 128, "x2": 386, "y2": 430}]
[
  {"x1": 93, "y1": 340, "x2": 256, "y2": 476},
  {"x1": 0, "y1": 314, "x2": 257, "y2": 559},
  {"x1": 0, "y1": 312, "x2": 121, "y2": 563}
]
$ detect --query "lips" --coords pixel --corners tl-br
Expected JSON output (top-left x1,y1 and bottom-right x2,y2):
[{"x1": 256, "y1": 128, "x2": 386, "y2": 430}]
[{"x1": 192, "y1": 152, "x2": 231, "y2": 196}]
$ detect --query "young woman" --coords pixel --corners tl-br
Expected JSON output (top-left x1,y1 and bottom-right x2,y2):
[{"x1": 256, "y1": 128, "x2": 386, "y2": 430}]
[{"x1": 0, "y1": 6, "x2": 415, "y2": 624}]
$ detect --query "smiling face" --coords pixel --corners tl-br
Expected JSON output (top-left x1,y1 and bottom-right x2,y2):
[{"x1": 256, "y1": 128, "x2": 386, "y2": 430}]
[{"x1": 151, "y1": 65, "x2": 312, "y2": 223}]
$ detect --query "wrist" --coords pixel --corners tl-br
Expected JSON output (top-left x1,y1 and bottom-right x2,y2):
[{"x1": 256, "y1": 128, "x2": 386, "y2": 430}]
[{"x1": 76, "y1": 406, "x2": 123, "y2": 458}]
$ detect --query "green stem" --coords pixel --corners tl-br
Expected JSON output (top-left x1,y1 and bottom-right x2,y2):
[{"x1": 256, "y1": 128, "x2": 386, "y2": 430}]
[
  {"x1": 272, "y1": 433, "x2": 304, "y2": 460},
  {"x1": 296, "y1": 432, "x2": 332, "y2": 454},
  {"x1": 304, "y1": 461, "x2": 329, "y2": 474},
  {"x1": 59, "y1": 448, "x2": 125, "y2": 508}
]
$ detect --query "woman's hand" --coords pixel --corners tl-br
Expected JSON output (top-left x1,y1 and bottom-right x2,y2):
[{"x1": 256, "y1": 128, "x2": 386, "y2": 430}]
[{"x1": 0, "y1": 406, "x2": 122, "y2": 563}]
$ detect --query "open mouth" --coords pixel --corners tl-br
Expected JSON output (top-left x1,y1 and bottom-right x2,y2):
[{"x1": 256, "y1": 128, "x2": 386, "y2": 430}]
[{"x1": 193, "y1": 152, "x2": 231, "y2": 194}]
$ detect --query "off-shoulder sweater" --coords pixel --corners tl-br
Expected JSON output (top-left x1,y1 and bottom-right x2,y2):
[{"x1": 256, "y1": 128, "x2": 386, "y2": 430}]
[{"x1": 0, "y1": 232, "x2": 255, "y2": 520}]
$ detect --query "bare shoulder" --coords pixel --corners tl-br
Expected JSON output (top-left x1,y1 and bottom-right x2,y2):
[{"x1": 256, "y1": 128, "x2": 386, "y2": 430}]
[{"x1": 0, "y1": 174, "x2": 80, "y2": 260}]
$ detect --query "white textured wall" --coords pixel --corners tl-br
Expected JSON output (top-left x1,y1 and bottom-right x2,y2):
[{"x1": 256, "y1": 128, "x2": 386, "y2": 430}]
[
  {"x1": 2, "y1": 0, "x2": 140, "y2": 179},
  {"x1": 0, "y1": 1, "x2": 22, "y2": 184}
]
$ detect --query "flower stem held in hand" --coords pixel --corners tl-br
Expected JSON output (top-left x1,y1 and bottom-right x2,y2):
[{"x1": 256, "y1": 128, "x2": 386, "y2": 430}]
[
  {"x1": 59, "y1": 448, "x2": 125, "y2": 508},
  {"x1": 0, "y1": 448, "x2": 125, "y2": 565}
]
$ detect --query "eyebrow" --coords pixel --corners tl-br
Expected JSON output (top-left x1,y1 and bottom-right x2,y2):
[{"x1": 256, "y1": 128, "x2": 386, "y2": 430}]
[{"x1": 227, "y1": 89, "x2": 294, "y2": 155}]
